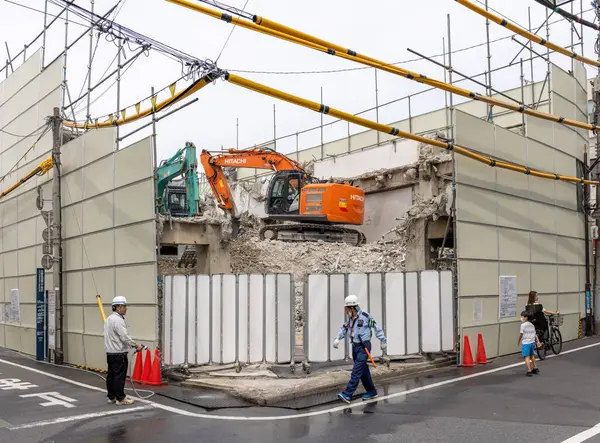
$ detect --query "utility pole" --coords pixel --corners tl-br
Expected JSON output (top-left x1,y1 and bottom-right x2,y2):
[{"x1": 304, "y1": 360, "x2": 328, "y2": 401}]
[
  {"x1": 593, "y1": 2, "x2": 600, "y2": 336},
  {"x1": 51, "y1": 107, "x2": 64, "y2": 364}
]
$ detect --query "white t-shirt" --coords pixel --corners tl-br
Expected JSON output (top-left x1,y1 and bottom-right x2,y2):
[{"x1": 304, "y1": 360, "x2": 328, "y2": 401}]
[{"x1": 520, "y1": 321, "x2": 536, "y2": 345}]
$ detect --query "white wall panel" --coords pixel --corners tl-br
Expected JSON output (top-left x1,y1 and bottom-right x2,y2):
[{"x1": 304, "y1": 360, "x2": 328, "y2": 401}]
[
  {"x1": 237, "y1": 275, "x2": 249, "y2": 364},
  {"x1": 385, "y1": 273, "x2": 405, "y2": 356},
  {"x1": 329, "y1": 274, "x2": 345, "y2": 361},
  {"x1": 277, "y1": 274, "x2": 291, "y2": 363},
  {"x1": 170, "y1": 276, "x2": 186, "y2": 366},
  {"x1": 440, "y1": 271, "x2": 454, "y2": 352},
  {"x1": 421, "y1": 271, "x2": 441, "y2": 353},
  {"x1": 196, "y1": 275, "x2": 211, "y2": 365},
  {"x1": 211, "y1": 275, "x2": 221, "y2": 364},
  {"x1": 307, "y1": 274, "x2": 328, "y2": 362},
  {"x1": 187, "y1": 276, "x2": 197, "y2": 365},
  {"x1": 348, "y1": 273, "x2": 368, "y2": 310},
  {"x1": 265, "y1": 274, "x2": 276, "y2": 363},
  {"x1": 369, "y1": 273, "x2": 383, "y2": 356},
  {"x1": 222, "y1": 274, "x2": 237, "y2": 364},
  {"x1": 249, "y1": 274, "x2": 264, "y2": 363}
]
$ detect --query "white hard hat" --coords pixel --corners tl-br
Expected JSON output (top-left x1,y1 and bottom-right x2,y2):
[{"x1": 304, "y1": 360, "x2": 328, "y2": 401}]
[
  {"x1": 112, "y1": 296, "x2": 128, "y2": 306},
  {"x1": 344, "y1": 294, "x2": 359, "y2": 307}
]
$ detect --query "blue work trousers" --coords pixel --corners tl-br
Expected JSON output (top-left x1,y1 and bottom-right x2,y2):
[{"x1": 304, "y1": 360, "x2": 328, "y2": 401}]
[{"x1": 343, "y1": 341, "x2": 376, "y2": 397}]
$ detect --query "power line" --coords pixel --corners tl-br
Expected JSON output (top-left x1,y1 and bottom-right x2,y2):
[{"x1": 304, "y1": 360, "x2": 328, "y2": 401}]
[
  {"x1": 215, "y1": 0, "x2": 250, "y2": 63},
  {"x1": 1, "y1": 0, "x2": 89, "y2": 28},
  {"x1": 0, "y1": 124, "x2": 52, "y2": 185}
]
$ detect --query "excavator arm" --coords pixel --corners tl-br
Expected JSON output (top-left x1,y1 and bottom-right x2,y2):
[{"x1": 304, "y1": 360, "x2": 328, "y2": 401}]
[
  {"x1": 156, "y1": 142, "x2": 200, "y2": 217},
  {"x1": 200, "y1": 148, "x2": 306, "y2": 216}
]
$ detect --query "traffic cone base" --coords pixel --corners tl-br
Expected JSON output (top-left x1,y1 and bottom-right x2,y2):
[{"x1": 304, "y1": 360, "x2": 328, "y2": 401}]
[
  {"x1": 461, "y1": 335, "x2": 474, "y2": 367},
  {"x1": 476, "y1": 333, "x2": 488, "y2": 364}
]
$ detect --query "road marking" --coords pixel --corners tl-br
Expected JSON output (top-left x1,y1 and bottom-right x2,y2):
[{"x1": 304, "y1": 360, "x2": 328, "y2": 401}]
[
  {"x1": 561, "y1": 422, "x2": 600, "y2": 442},
  {"x1": 20, "y1": 391, "x2": 78, "y2": 408},
  {"x1": 1, "y1": 340, "x2": 599, "y2": 422},
  {"x1": 7, "y1": 406, "x2": 154, "y2": 430}
]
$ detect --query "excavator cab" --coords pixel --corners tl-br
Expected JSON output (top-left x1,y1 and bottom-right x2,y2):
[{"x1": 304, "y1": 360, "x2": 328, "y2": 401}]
[{"x1": 265, "y1": 171, "x2": 308, "y2": 215}]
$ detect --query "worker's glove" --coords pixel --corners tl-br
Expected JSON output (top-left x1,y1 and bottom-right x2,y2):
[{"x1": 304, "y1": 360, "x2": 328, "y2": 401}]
[
  {"x1": 381, "y1": 342, "x2": 387, "y2": 351},
  {"x1": 333, "y1": 339, "x2": 340, "y2": 349}
]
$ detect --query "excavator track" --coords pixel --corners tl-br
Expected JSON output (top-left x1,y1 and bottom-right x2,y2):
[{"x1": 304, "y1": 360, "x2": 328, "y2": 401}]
[{"x1": 259, "y1": 223, "x2": 366, "y2": 246}]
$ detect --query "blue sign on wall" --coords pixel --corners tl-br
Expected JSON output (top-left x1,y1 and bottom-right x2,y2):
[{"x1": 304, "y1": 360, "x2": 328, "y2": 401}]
[{"x1": 36, "y1": 268, "x2": 45, "y2": 361}]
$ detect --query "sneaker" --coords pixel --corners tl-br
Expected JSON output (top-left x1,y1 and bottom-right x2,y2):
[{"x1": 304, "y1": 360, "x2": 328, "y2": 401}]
[
  {"x1": 116, "y1": 397, "x2": 135, "y2": 405},
  {"x1": 361, "y1": 393, "x2": 379, "y2": 401},
  {"x1": 107, "y1": 398, "x2": 116, "y2": 404},
  {"x1": 337, "y1": 392, "x2": 351, "y2": 404},
  {"x1": 532, "y1": 368, "x2": 539, "y2": 374},
  {"x1": 526, "y1": 371, "x2": 533, "y2": 377}
]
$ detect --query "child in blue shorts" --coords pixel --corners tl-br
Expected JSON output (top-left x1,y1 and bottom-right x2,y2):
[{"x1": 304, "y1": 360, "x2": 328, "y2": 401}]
[{"x1": 518, "y1": 310, "x2": 539, "y2": 377}]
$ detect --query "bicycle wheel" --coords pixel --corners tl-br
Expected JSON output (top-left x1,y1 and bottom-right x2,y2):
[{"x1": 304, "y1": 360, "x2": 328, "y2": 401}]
[
  {"x1": 551, "y1": 328, "x2": 563, "y2": 355},
  {"x1": 537, "y1": 342, "x2": 546, "y2": 360}
]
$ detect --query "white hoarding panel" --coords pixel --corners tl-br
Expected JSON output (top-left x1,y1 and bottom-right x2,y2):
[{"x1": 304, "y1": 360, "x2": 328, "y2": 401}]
[
  {"x1": 238, "y1": 275, "x2": 249, "y2": 364},
  {"x1": 196, "y1": 275, "x2": 211, "y2": 365},
  {"x1": 369, "y1": 274, "x2": 383, "y2": 356},
  {"x1": 171, "y1": 276, "x2": 186, "y2": 365},
  {"x1": 265, "y1": 274, "x2": 277, "y2": 363},
  {"x1": 421, "y1": 271, "x2": 441, "y2": 353},
  {"x1": 348, "y1": 274, "x2": 368, "y2": 309},
  {"x1": 405, "y1": 272, "x2": 420, "y2": 355},
  {"x1": 307, "y1": 274, "x2": 328, "y2": 362},
  {"x1": 211, "y1": 275, "x2": 222, "y2": 363},
  {"x1": 441, "y1": 271, "x2": 454, "y2": 352},
  {"x1": 385, "y1": 273, "x2": 406, "y2": 356},
  {"x1": 222, "y1": 275, "x2": 237, "y2": 364},
  {"x1": 249, "y1": 274, "x2": 264, "y2": 363},
  {"x1": 329, "y1": 274, "x2": 345, "y2": 361},
  {"x1": 187, "y1": 276, "x2": 197, "y2": 365},
  {"x1": 277, "y1": 274, "x2": 292, "y2": 363},
  {"x1": 163, "y1": 276, "x2": 172, "y2": 364}
]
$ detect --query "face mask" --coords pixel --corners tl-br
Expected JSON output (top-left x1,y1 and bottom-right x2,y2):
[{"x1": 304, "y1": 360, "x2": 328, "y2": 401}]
[{"x1": 521, "y1": 317, "x2": 526, "y2": 323}]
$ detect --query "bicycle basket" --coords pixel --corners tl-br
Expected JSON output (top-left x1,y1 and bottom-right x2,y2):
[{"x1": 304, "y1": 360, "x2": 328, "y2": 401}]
[{"x1": 550, "y1": 315, "x2": 564, "y2": 326}]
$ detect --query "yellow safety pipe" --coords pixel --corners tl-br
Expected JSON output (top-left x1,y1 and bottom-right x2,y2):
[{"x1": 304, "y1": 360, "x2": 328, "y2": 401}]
[
  {"x1": 167, "y1": 0, "x2": 598, "y2": 134},
  {"x1": 64, "y1": 72, "x2": 218, "y2": 129},
  {"x1": 225, "y1": 73, "x2": 598, "y2": 185},
  {"x1": 96, "y1": 295, "x2": 107, "y2": 322},
  {"x1": 0, "y1": 156, "x2": 53, "y2": 200},
  {"x1": 456, "y1": 0, "x2": 600, "y2": 68}
]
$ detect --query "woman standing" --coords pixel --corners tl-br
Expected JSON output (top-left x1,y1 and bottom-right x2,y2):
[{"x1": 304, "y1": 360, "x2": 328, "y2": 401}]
[{"x1": 526, "y1": 290, "x2": 559, "y2": 343}]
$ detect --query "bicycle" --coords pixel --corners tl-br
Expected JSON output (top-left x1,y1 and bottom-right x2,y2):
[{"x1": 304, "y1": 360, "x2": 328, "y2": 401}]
[{"x1": 536, "y1": 314, "x2": 563, "y2": 360}]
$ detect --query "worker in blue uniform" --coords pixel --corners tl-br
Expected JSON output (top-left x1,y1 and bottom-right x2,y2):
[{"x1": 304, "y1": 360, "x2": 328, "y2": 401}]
[{"x1": 333, "y1": 294, "x2": 387, "y2": 403}]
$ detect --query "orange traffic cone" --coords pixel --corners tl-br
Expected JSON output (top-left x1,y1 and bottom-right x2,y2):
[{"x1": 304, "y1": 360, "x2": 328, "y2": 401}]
[
  {"x1": 146, "y1": 349, "x2": 163, "y2": 386},
  {"x1": 141, "y1": 349, "x2": 152, "y2": 383},
  {"x1": 131, "y1": 351, "x2": 143, "y2": 383},
  {"x1": 461, "y1": 335, "x2": 474, "y2": 367},
  {"x1": 476, "y1": 333, "x2": 488, "y2": 364}
]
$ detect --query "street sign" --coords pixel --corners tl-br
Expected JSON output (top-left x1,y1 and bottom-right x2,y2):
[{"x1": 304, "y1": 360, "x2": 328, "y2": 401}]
[
  {"x1": 41, "y1": 210, "x2": 52, "y2": 227},
  {"x1": 41, "y1": 255, "x2": 53, "y2": 270},
  {"x1": 47, "y1": 290, "x2": 56, "y2": 350},
  {"x1": 42, "y1": 243, "x2": 52, "y2": 255},
  {"x1": 36, "y1": 269, "x2": 45, "y2": 361}
]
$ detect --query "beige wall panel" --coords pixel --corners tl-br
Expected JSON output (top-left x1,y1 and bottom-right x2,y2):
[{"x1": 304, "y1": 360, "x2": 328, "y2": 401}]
[
  {"x1": 555, "y1": 208, "x2": 579, "y2": 239},
  {"x1": 455, "y1": 185, "x2": 497, "y2": 224},
  {"x1": 495, "y1": 126, "x2": 527, "y2": 164},
  {"x1": 531, "y1": 233, "x2": 556, "y2": 263},
  {"x1": 17, "y1": 218, "x2": 36, "y2": 249},
  {"x1": 497, "y1": 193, "x2": 530, "y2": 230},
  {"x1": 561, "y1": 313, "x2": 580, "y2": 342},
  {"x1": 4, "y1": 325, "x2": 20, "y2": 350},
  {"x1": 531, "y1": 264, "x2": 558, "y2": 293},
  {"x1": 17, "y1": 247, "x2": 35, "y2": 277},
  {"x1": 456, "y1": 156, "x2": 496, "y2": 190},
  {"x1": 492, "y1": 112, "x2": 523, "y2": 130},
  {"x1": 457, "y1": 223, "x2": 498, "y2": 260},
  {"x1": 125, "y1": 306, "x2": 158, "y2": 341},
  {"x1": 1, "y1": 197, "x2": 17, "y2": 227},
  {"x1": 349, "y1": 130, "x2": 377, "y2": 151},
  {"x1": 0, "y1": 50, "x2": 40, "y2": 104},
  {"x1": 459, "y1": 297, "x2": 499, "y2": 327},
  {"x1": 557, "y1": 293, "x2": 580, "y2": 314},
  {"x1": 298, "y1": 147, "x2": 320, "y2": 163},
  {"x1": 455, "y1": 111, "x2": 495, "y2": 156},
  {"x1": 83, "y1": 335, "x2": 107, "y2": 370},
  {"x1": 82, "y1": 231, "x2": 114, "y2": 269},
  {"x1": 498, "y1": 322, "x2": 520, "y2": 355},
  {"x1": 552, "y1": 93, "x2": 576, "y2": 120},
  {"x1": 114, "y1": 180, "x2": 154, "y2": 227},
  {"x1": 462, "y1": 324, "x2": 500, "y2": 359},
  {"x1": 83, "y1": 156, "x2": 114, "y2": 199},
  {"x1": 115, "y1": 264, "x2": 155, "y2": 304},
  {"x1": 323, "y1": 139, "x2": 348, "y2": 156},
  {"x1": 2, "y1": 78, "x2": 39, "y2": 123},
  {"x1": 36, "y1": 88, "x2": 62, "y2": 128},
  {"x1": 575, "y1": 87, "x2": 587, "y2": 115},
  {"x1": 64, "y1": 333, "x2": 85, "y2": 366},
  {"x1": 527, "y1": 144, "x2": 555, "y2": 204},
  {"x1": 3, "y1": 106, "x2": 38, "y2": 146},
  {"x1": 4, "y1": 251, "x2": 17, "y2": 277},
  {"x1": 573, "y1": 61, "x2": 587, "y2": 91},
  {"x1": 579, "y1": 292, "x2": 585, "y2": 315},
  {"x1": 554, "y1": 124, "x2": 581, "y2": 160},
  {"x1": 0, "y1": 254, "x2": 4, "y2": 278},
  {"x1": 65, "y1": 272, "x2": 83, "y2": 304},
  {"x1": 556, "y1": 237, "x2": 580, "y2": 265},
  {"x1": 64, "y1": 238, "x2": 82, "y2": 271},
  {"x1": 63, "y1": 203, "x2": 83, "y2": 239},
  {"x1": 19, "y1": 304, "x2": 35, "y2": 327},
  {"x1": 62, "y1": 171, "x2": 83, "y2": 205},
  {"x1": 65, "y1": 306, "x2": 84, "y2": 334},
  {"x1": 528, "y1": 201, "x2": 555, "y2": 234},
  {"x1": 115, "y1": 137, "x2": 152, "y2": 188},
  {"x1": 575, "y1": 213, "x2": 586, "y2": 240},
  {"x1": 551, "y1": 65, "x2": 575, "y2": 102},
  {"x1": 19, "y1": 329, "x2": 35, "y2": 355},
  {"x1": 83, "y1": 306, "x2": 106, "y2": 336},
  {"x1": 498, "y1": 228, "x2": 530, "y2": 262},
  {"x1": 554, "y1": 149, "x2": 577, "y2": 177},
  {"x1": 84, "y1": 128, "x2": 115, "y2": 165},
  {"x1": 4, "y1": 278, "x2": 17, "y2": 303},
  {"x1": 537, "y1": 294, "x2": 558, "y2": 312},
  {"x1": 17, "y1": 190, "x2": 38, "y2": 222},
  {"x1": 0, "y1": 326, "x2": 5, "y2": 347},
  {"x1": 61, "y1": 135, "x2": 84, "y2": 173},
  {"x1": 458, "y1": 260, "x2": 498, "y2": 296},
  {"x1": 2, "y1": 223, "x2": 17, "y2": 252},
  {"x1": 115, "y1": 222, "x2": 154, "y2": 265},
  {"x1": 82, "y1": 192, "x2": 113, "y2": 234},
  {"x1": 410, "y1": 109, "x2": 447, "y2": 135},
  {"x1": 526, "y1": 115, "x2": 554, "y2": 147},
  {"x1": 555, "y1": 182, "x2": 577, "y2": 211},
  {"x1": 496, "y1": 168, "x2": 529, "y2": 197},
  {"x1": 83, "y1": 268, "x2": 114, "y2": 304},
  {"x1": 456, "y1": 99, "x2": 486, "y2": 117}
]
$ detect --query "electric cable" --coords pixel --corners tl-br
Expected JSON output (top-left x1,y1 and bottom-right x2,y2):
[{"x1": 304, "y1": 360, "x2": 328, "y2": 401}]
[
  {"x1": 0, "y1": 124, "x2": 52, "y2": 186},
  {"x1": 532, "y1": 0, "x2": 599, "y2": 31},
  {"x1": 215, "y1": 0, "x2": 249, "y2": 62},
  {"x1": 1, "y1": 0, "x2": 90, "y2": 28}
]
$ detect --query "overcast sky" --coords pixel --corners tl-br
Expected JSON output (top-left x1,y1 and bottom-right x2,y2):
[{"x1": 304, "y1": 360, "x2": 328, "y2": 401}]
[{"x1": 0, "y1": 0, "x2": 598, "y2": 163}]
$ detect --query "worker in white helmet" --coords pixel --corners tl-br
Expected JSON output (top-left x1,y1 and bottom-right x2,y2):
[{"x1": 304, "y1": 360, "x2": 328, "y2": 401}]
[
  {"x1": 333, "y1": 294, "x2": 387, "y2": 403},
  {"x1": 104, "y1": 296, "x2": 143, "y2": 405}
]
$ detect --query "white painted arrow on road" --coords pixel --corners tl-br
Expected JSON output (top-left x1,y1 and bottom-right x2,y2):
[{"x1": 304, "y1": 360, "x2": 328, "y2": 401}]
[{"x1": 20, "y1": 392, "x2": 77, "y2": 408}]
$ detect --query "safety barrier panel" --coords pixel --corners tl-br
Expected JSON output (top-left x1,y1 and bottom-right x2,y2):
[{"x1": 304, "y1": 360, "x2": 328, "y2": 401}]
[
  {"x1": 163, "y1": 274, "x2": 294, "y2": 366},
  {"x1": 305, "y1": 271, "x2": 454, "y2": 363}
]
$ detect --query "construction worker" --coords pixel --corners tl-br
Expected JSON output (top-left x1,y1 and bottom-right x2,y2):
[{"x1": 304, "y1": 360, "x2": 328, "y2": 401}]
[
  {"x1": 333, "y1": 294, "x2": 387, "y2": 403},
  {"x1": 104, "y1": 296, "x2": 143, "y2": 405}
]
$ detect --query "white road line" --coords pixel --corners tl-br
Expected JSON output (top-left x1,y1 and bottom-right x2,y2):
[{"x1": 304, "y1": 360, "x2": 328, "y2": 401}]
[
  {"x1": 1, "y1": 340, "x2": 599, "y2": 422},
  {"x1": 561, "y1": 422, "x2": 600, "y2": 443},
  {"x1": 8, "y1": 406, "x2": 154, "y2": 430}
]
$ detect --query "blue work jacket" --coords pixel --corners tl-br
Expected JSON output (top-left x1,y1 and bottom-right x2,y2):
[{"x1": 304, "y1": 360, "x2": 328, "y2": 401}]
[{"x1": 335, "y1": 310, "x2": 387, "y2": 345}]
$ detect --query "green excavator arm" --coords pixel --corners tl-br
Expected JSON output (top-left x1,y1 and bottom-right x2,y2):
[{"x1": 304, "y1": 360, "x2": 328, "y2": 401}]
[{"x1": 156, "y1": 141, "x2": 200, "y2": 217}]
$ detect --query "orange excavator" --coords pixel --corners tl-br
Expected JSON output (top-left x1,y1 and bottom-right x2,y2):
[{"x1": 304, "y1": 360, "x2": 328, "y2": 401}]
[{"x1": 200, "y1": 146, "x2": 366, "y2": 245}]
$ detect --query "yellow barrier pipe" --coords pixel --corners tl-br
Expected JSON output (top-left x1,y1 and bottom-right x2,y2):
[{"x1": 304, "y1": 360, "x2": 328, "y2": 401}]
[
  {"x1": 455, "y1": 0, "x2": 600, "y2": 68},
  {"x1": 96, "y1": 295, "x2": 107, "y2": 322},
  {"x1": 225, "y1": 73, "x2": 598, "y2": 185},
  {"x1": 166, "y1": 0, "x2": 597, "y2": 134},
  {"x1": 64, "y1": 72, "x2": 218, "y2": 129},
  {"x1": 0, "y1": 156, "x2": 53, "y2": 200}
]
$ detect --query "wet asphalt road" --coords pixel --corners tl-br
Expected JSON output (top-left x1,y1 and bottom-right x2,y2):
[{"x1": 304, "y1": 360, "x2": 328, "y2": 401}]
[{"x1": 1, "y1": 339, "x2": 600, "y2": 443}]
